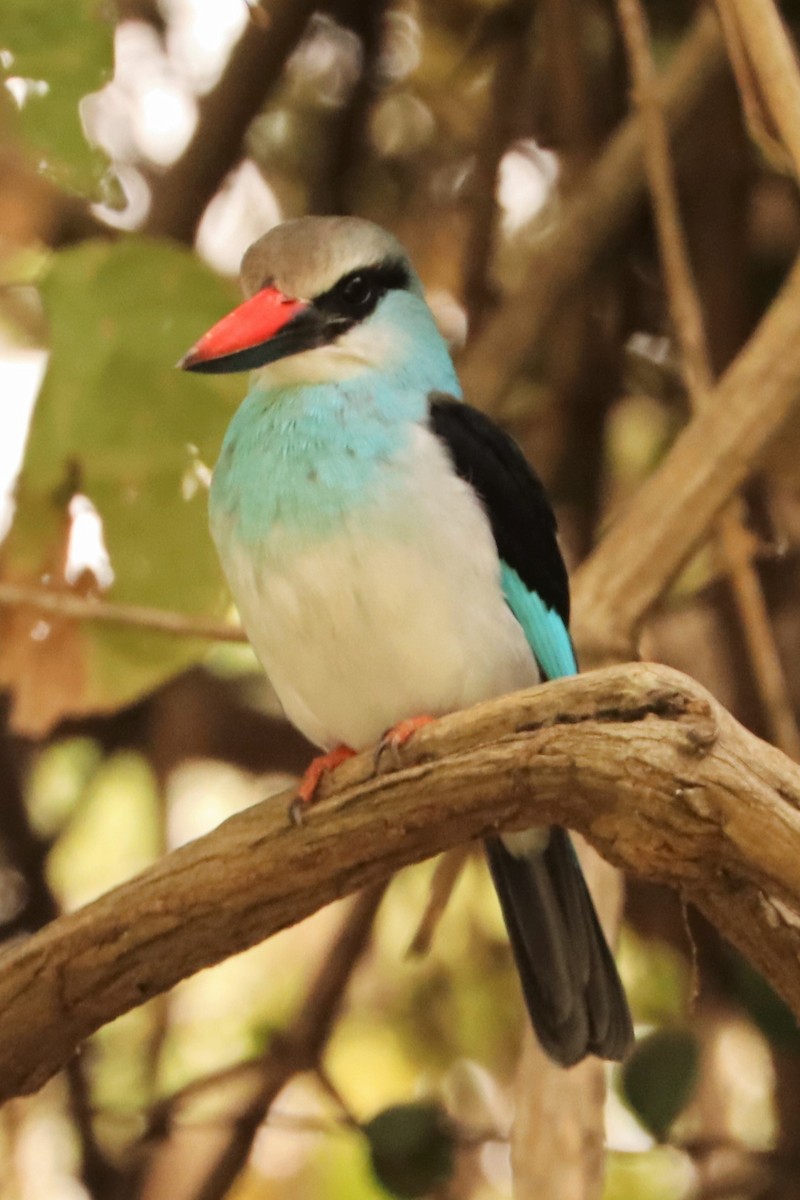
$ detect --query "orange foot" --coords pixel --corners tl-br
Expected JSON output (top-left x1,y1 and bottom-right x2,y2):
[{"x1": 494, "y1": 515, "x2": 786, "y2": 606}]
[
  {"x1": 290, "y1": 745, "x2": 356, "y2": 826},
  {"x1": 375, "y1": 715, "x2": 435, "y2": 768}
]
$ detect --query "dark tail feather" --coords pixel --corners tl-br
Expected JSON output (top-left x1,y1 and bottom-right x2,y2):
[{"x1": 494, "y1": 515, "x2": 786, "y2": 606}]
[{"x1": 485, "y1": 828, "x2": 633, "y2": 1066}]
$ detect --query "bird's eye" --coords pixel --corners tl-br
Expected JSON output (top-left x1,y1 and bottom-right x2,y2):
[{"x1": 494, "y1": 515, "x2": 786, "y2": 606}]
[{"x1": 340, "y1": 274, "x2": 375, "y2": 312}]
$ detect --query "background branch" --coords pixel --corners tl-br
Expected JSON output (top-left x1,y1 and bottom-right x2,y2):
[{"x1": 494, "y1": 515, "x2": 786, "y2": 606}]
[
  {"x1": 458, "y1": 5, "x2": 727, "y2": 411},
  {"x1": 0, "y1": 583, "x2": 247, "y2": 643},
  {"x1": 2, "y1": 663, "x2": 800, "y2": 1106},
  {"x1": 461, "y1": 0, "x2": 532, "y2": 333},
  {"x1": 143, "y1": 0, "x2": 316, "y2": 243},
  {"x1": 723, "y1": 0, "x2": 800, "y2": 179},
  {"x1": 616, "y1": 0, "x2": 800, "y2": 759},
  {"x1": 571, "y1": 242, "x2": 800, "y2": 662},
  {"x1": 136, "y1": 884, "x2": 386, "y2": 1200}
]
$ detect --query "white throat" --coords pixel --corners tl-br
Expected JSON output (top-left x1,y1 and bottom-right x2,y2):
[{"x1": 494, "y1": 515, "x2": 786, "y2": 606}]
[{"x1": 254, "y1": 321, "x2": 402, "y2": 388}]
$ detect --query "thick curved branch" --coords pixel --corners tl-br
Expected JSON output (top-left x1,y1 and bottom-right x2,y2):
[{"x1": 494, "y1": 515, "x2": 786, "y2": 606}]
[{"x1": 2, "y1": 662, "x2": 800, "y2": 1103}]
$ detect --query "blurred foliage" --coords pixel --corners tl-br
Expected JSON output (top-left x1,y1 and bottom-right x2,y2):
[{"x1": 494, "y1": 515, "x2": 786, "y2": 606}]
[
  {"x1": 729, "y1": 953, "x2": 800, "y2": 1056},
  {"x1": 605, "y1": 1146, "x2": 695, "y2": 1200},
  {"x1": 0, "y1": 0, "x2": 114, "y2": 191},
  {"x1": 617, "y1": 928, "x2": 690, "y2": 1026},
  {"x1": 362, "y1": 1102, "x2": 456, "y2": 1198},
  {"x1": 0, "y1": 238, "x2": 241, "y2": 732},
  {"x1": 620, "y1": 1029, "x2": 700, "y2": 1143}
]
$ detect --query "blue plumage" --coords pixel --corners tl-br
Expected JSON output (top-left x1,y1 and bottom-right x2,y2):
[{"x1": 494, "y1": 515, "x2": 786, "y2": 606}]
[
  {"x1": 210, "y1": 286, "x2": 459, "y2": 546},
  {"x1": 500, "y1": 563, "x2": 577, "y2": 680},
  {"x1": 211, "y1": 381, "x2": 416, "y2": 544}
]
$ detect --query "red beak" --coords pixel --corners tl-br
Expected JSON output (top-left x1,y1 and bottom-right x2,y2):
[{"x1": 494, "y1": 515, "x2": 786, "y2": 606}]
[{"x1": 179, "y1": 286, "x2": 310, "y2": 374}]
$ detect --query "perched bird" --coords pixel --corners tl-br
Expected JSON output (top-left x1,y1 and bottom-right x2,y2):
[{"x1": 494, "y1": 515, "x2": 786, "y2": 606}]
[{"x1": 180, "y1": 216, "x2": 633, "y2": 1066}]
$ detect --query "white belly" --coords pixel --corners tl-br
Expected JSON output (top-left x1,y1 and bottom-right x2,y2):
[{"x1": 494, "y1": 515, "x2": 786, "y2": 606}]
[{"x1": 212, "y1": 427, "x2": 539, "y2": 750}]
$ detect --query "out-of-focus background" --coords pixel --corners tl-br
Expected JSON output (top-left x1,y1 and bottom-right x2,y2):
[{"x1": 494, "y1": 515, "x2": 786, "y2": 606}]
[{"x1": 2, "y1": 1, "x2": 800, "y2": 1197}]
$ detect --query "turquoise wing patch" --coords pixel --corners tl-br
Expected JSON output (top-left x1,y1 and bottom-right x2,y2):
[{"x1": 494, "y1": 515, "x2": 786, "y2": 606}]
[{"x1": 501, "y1": 562, "x2": 577, "y2": 679}]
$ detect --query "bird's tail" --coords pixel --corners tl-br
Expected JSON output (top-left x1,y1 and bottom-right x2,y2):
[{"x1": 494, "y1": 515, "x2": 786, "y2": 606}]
[{"x1": 485, "y1": 828, "x2": 633, "y2": 1066}]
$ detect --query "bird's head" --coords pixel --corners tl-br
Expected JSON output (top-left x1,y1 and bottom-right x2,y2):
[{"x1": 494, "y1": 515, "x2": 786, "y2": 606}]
[{"x1": 179, "y1": 217, "x2": 442, "y2": 386}]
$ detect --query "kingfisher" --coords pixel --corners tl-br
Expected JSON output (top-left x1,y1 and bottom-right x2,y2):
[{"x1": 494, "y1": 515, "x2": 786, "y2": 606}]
[{"x1": 180, "y1": 216, "x2": 633, "y2": 1066}]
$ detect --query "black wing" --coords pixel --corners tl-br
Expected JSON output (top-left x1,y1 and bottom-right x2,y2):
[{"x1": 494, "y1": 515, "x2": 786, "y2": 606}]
[
  {"x1": 428, "y1": 394, "x2": 633, "y2": 1065},
  {"x1": 427, "y1": 393, "x2": 569, "y2": 625}
]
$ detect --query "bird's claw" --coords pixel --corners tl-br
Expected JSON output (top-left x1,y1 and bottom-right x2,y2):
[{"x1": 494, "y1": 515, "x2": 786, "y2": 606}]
[
  {"x1": 288, "y1": 796, "x2": 307, "y2": 827},
  {"x1": 374, "y1": 715, "x2": 435, "y2": 771},
  {"x1": 288, "y1": 745, "x2": 356, "y2": 826}
]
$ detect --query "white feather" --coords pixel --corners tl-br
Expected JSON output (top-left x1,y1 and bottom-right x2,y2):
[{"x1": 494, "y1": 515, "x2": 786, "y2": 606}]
[
  {"x1": 213, "y1": 425, "x2": 539, "y2": 751},
  {"x1": 253, "y1": 321, "x2": 404, "y2": 388}
]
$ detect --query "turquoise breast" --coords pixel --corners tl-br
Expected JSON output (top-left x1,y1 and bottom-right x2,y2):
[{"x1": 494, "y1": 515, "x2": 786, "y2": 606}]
[
  {"x1": 209, "y1": 287, "x2": 462, "y2": 548},
  {"x1": 210, "y1": 378, "x2": 424, "y2": 547}
]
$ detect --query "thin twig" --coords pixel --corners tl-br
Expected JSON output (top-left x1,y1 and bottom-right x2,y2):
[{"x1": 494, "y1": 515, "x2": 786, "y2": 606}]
[
  {"x1": 144, "y1": 0, "x2": 316, "y2": 242},
  {"x1": 714, "y1": 1, "x2": 790, "y2": 172},
  {"x1": 406, "y1": 845, "x2": 472, "y2": 958},
  {"x1": 458, "y1": 5, "x2": 727, "y2": 410},
  {"x1": 0, "y1": 583, "x2": 247, "y2": 643},
  {"x1": 462, "y1": 1, "x2": 531, "y2": 332},
  {"x1": 66, "y1": 1059, "x2": 122, "y2": 1200},
  {"x1": 722, "y1": 0, "x2": 800, "y2": 181},
  {"x1": 612, "y1": 0, "x2": 800, "y2": 758},
  {"x1": 615, "y1": 0, "x2": 713, "y2": 396},
  {"x1": 571, "y1": 239, "x2": 800, "y2": 659},
  {"x1": 533, "y1": 0, "x2": 627, "y2": 562},
  {"x1": 716, "y1": 504, "x2": 800, "y2": 758}
]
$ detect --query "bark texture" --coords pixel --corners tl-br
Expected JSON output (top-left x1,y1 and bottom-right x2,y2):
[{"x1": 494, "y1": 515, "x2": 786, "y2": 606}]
[{"x1": 2, "y1": 663, "x2": 800, "y2": 1104}]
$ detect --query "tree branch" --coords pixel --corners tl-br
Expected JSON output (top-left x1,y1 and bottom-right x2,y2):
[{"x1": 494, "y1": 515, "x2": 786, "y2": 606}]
[
  {"x1": 136, "y1": 884, "x2": 386, "y2": 1200},
  {"x1": 615, "y1": 0, "x2": 800, "y2": 760},
  {"x1": 457, "y1": 5, "x2": 727, "y2": 410},
  {"x1": 571, "y1": 243, "x2": 800, "y2": 661},
  {"x1": 3, "y1": 662, "x2": 800, "y2": 1103},
  {"x1": 0, "y1": 582, "x2": 247, "y2": 642},
  {"x1": 144, "y1": 0, "x2": 316, "y2": 243},
  {"x1": 723, "y1": 0, "x2": 800, "y2": 181},
  {"x1": 461, "y1": 0, "x2": 531, "y2": 333}
]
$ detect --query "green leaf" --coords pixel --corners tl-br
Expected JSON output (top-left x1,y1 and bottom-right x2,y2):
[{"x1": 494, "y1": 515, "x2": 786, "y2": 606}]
[
  {"x1": 1, "y1": 0, "x2": 114, "y2": 191},
  {"x1": 729, "y1": 955, "x2": 800, "y2": 1053},
  {"x1": 362, "y1": 1102, "x2": 456, "y2": 1199},
  {"x1": 0, "y1": 237, "x2": 242, "y2": 733},
  {"x1": 621, "y1": 1028, "x2": 700, "y2": 1141}
]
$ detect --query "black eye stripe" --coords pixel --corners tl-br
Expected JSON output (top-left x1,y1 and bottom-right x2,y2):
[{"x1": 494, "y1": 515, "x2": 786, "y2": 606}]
[{"x1": 313, "y1": 258, "x2": 411, "y2": 321}]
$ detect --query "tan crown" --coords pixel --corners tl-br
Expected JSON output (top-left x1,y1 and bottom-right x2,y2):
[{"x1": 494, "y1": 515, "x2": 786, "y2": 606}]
[{"x1": 239, "y1": 216, "x2": 417, "y2": 301}]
